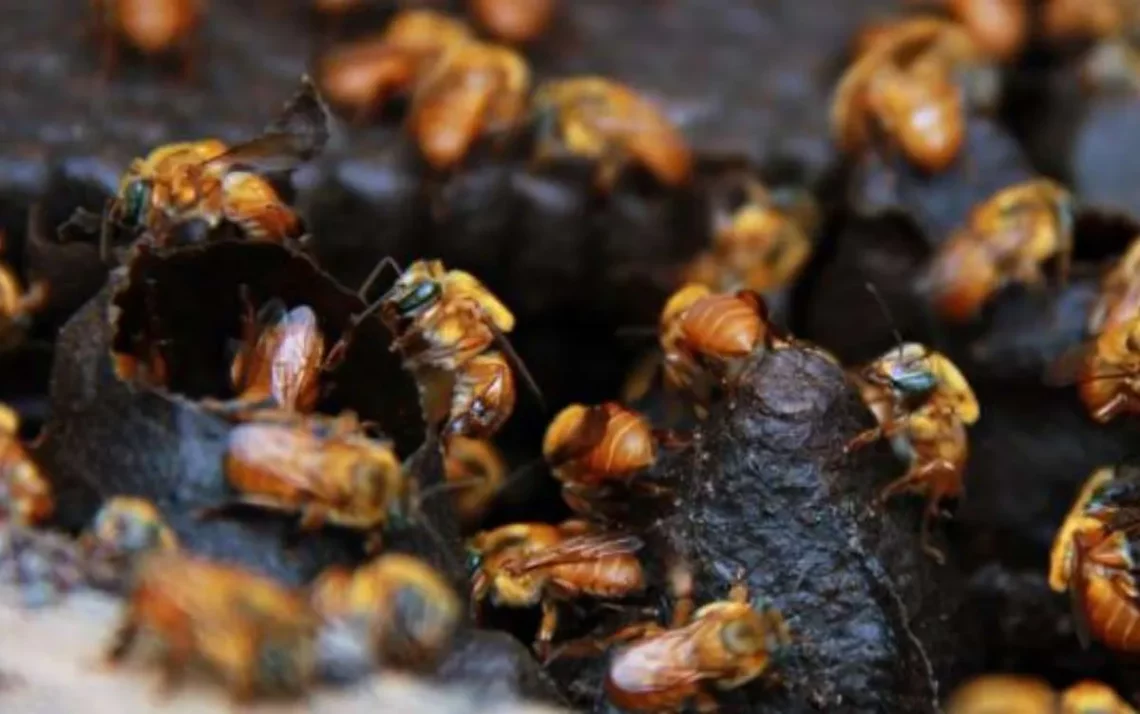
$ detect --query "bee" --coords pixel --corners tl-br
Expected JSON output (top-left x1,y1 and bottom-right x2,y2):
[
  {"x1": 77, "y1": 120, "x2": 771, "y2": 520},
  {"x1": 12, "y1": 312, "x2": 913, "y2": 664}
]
[
  {"x1": 1049, "y1": 466, "x2": 1140, "y2": 654},
  {"x1": 104, "y1": 552, "x2": 318, "y2": 701},
  {"x1": 217, "y1": 293, "x2": 326, "y2": 416},
  {"x1": 91, "y1": 0, "x2": 201, "y2": 78},
  {"x1": 210, "y1": 414, "x2": 407, "y2": 552},
  {"x1": 922, "y1": 179, "x2": 1074, "y2": 323},
  {"x1": 531, "y1": 77, "x2": 693, "y2": 191},
  {"x1": 408, "y1": 40, "x2": 530, "y2": 171},
  {"x1": 948, "y1": 0, "x2": 1029, "y2": 61},
  {"x1": 542, "y1": 402, "x2": 665, "y2": 519},
  {"x1": 657, "y1": 283, "x2": 780, "y2": 411},
  {"x1": 82, "y1": 497, "x2": 179, "y2": 560},
  {"x1": 846, "y1": 343, "x2": 979, "y2": 563},
  {"x1": 682, "y1": 179, "x2": 819, "y2": 295},
  {"x1": 557, "y1": 578, "x2": 790, "y2": 713},
  {"x1": 1060, "y1": 680, "x2": 1137, "y2": 713},
  {"x1": 0, "y1": 405, "x2": 52, "y2": 528},
  {"x1": 104, "y1": 79, "x2": 328, "y2": 256},
  {"x1": 468, "y1": 520, "x2": 645, "y2": 658},
  {"x1": 945, "y1": 674, "x2": 1059, "y2": 713},
  {"x1": 0, "y1": 244, "x2": 49, "y2": 350},
  {"x1": 467, "y1": 0, "x2": 557, "y2": 44},
  {"x1": 833, "y1": 17, "x2": 991, "y2": 173},
  {"x1": 311, "y1": 553, "x2": 461, "y2": 671},
  {"x1": 317, "y1": 10, "x2": 472, "y2": 120},
  {"x1": 444, "y1": 436, "x2": 506, "y2": 528},
  {"x1": 356, "y1": 258, "x2": 535, "y2": 442},
  {"x1": 1042, "y1": 0, "x2": 1135, "y2": 42},
  {"x1": 1048, "y1": 296, "x2": 1140, "y2": 423},
  {"x1": 1089, "y1": 237, "x2": 1140, "y2": 334}
]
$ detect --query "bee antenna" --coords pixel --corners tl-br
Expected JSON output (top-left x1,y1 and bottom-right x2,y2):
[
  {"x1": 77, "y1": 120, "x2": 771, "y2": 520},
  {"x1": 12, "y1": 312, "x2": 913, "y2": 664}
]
[
  {"x1": 864, "y1": 282, "x2": 906, "y2": 361},
  {"x1": 357, "y1": 256, "x2": 404, "y2": 302}
]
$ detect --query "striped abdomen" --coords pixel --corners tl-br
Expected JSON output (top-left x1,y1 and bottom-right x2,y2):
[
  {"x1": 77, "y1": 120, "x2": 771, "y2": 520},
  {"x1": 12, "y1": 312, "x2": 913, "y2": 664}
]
[
  {"x1": 680, "y1": 294, "x2": 762, "y2": 359},
  {"x1": 578, "y1": 406, "x2": 655, "y2": 480},
  {"x1": 1083, "y1": 572, "x2": 1140, "y2": 653},
  {"x1": 549, "y1": 554, "x2": 644, "y2": 598}
]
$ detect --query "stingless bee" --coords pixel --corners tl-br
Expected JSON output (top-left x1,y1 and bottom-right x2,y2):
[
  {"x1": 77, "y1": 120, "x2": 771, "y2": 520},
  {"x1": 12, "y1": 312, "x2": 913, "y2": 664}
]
[
  {"x1": 543, "y1": 402, "x2": 670, "y2": 520},
  {"x1": 408, "y1": 40, "x2": 530, "y2": 171},
  {"x1": 102, "y1": 78, "x2": 329, "y2": 258},
  {"x1": 91, "y1": 0, "x2": 201, "y2": 79},
  {"x1": 317, "y1": 10, "x2": 472, "y2": 121},
  {"x1": 104, "y1": 552, "x2": 318, "y2": 701},
  {"x1": 353, "y1": 258, "x2": 538, "y2": 443},
  {"x1": 444, "y1": 436, "x2": 506, "y2": 529},
  {"x1": 833, "y1": 17, "x2": 994, "y2": 173},
  {"x1": 468, "y1": 519, "x2": 645, "y2": 658},
  {"x1": 312, "y1": 553, "x2": 461, "y2": 671},
  {"x1": 1059, "y1": 680, "x2": 1137, "y2": 713},
  {"x1": 554, "y1": 577, "x2": 791, "y2": 713},
  {"x1": 1049, "y1": 466, "x2": 1140, "y2": 654},
  {"x1": 208, "y1": 413, "x2": 408, "y2": 552},
  {"x1": 846, "y1": 342, "x2": 979, "y2": 563},
  {"x1": 82, "y1": 497, "x2": 179, "y2": 560},
  {"x1": 922, "y1": 179, "x2": 1074, "y2": 323},
  {"x1": 1089, "y1": 236, "x2": 1140, "y2": 334},
  {"x1": 683, "y1": 177, "x2": 819, "y2": 295},
  {"x1": 0, "y1": 234, "x2": 49, "y2": 350},
  {"x1": 467, "y1": 0, "x2": 557, "y2": 44},
  {"x1": 657, "y1": 283, "x2": 782, "y2": 413},
  {"x1": 531, "y1": 77, "x2": 693, "y2": 191},
  {"x1": 0, "y1": 405, "x2": 52, "y2": 528},
  {"x1": 945, "y1": 674, "x2": 1137, "y2": 714}
]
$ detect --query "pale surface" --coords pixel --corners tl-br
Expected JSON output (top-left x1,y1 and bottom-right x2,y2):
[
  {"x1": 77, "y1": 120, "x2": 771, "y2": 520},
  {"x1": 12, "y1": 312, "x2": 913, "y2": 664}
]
[{"x1": 0, "y1": 587, "x2": 567, "y2": 714}]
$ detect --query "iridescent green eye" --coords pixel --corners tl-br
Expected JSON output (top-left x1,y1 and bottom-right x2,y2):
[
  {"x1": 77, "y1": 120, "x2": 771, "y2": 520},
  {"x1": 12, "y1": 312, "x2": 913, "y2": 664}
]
[
  {"x1": 890, "y1": 369, "x2": 937, "y2": 395},
  {"x1": 121, "y1": 181, "x2": 152, "y2": 225},
  {"x1": 396, "y1": 281, "x2": 441, "y2": 315}
]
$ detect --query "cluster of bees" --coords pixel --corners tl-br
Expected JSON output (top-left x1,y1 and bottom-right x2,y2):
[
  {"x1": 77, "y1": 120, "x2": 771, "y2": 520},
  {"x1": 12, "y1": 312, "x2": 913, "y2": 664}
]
[{"x1": 2, "y1": 0, "x2": 1138, "y2": 711}]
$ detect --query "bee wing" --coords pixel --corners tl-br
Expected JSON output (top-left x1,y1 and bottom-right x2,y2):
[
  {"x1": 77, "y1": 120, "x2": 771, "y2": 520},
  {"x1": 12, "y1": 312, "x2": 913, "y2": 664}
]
[
  {"x1": 1042, "y1": 341, "x2": 1093, "y2": 388},
  {"x1": 490, "y1": 322, "x2": 546, "y2": 412},
  {"x1": 502, "y1": 533, "x2": 644, "y2": 574},
  {"x1": 544, "y1": 405, "x2": 611, "y2": 467},
  {"x1": 203, "y1": 133, "x2": 320, "y2": 176}
]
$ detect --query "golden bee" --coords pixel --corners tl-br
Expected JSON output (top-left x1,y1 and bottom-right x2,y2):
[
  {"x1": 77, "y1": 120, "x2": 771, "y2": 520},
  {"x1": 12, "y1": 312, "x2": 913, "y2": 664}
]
[
  {"x1": 683, "y1": 178, "x2": 819, "y2": 295},
  {"x1": 311, "y1": 553, "x2": 461, "y2": 671},
  {"x1": 905, "y1": 0, "x2": 1029, "y2": 61},
  {"x1": 317, "y1": 10, "x2": 472, "y2": 120},
  {"x1": 408, "y1": 40, "x2": 530, "y2": 171},
  {"x1": 1049, "y1": 466, "x2": 1140, "y2": 654},
  {"x1": 558, "y1": 579, "x2": 791, "y2": 713},
  {"x1": 211, "y1": 413, "x2": 407, "y2": 552},
  {"x1": 945, "y1": 675, "x2": 1059, "y2": 714},
  {"x1": 468, "y1": 519, "x2": 645, "y2": 657},
  {"x1": 105, "y1": 80, "x2": 328, "y2": 256},
  {"x1": 104, "y1": 552, "x2": 318, "y2": 701},
  {"x1": 0, "y1": 404, "x2": 53, "y2": 528},
  {"x1": 542, "y1": 402, "x2": 664, "y2": 519},
  {"x1": 91, "y1": 0, "x2": 201, "y2": 78},
  {"x1": 82, "y1": 497, "x2": 179, "y2": 560},
  {"x1": 0, "y1": 247, "x2": 48, "y2": 350},
  {"x1": 217, "y1": 295, "x2": 326, "y2": 416},
  {"x1": 922, "y1": 179, "x2": 1074, "y2": 323},
  {"x1": 467, "y1": 0, "x2": 557, "y2": 44},
  {"x1": 1089, "y1": 236, "x2": 1140, "y2": 334},
  {"x1": 657, "y1": 283, "x2": 781, "y2": 411},
  {"x1": 531, "y1": 77, "x2": 694, "y2": 191},
  {"x1": 359, "y1": 259, "x2": 529, "y2": 442},
  {"x1": 1060, "y1": 680, "x2": 1137, "y2": 713},
  {"x1": 444, "y1": 436, "x2": 506, "y2": 528},
  {"x1": 833, "y1": 17, "x2": 992, "y2": 173},
  {"x1": 1042, "y1": 0, "x2": 1134, "y2": 42},
  {"x1": 846, "y1": 343, "x2": 979, "y2": 563}
]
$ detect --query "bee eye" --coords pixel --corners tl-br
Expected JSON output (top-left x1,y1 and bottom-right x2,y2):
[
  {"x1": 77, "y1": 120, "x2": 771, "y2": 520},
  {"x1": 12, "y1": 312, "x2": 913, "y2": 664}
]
[
  {"x1": 396, "y1": 281, "x2": 442, "y2": 316},
  {"x1": 890, "y1": 368, "x2": 937, "y2": 395},
  {"x1": 122, "y1": 181, "x2": 152, "y2": 225},
  {"x1": 466, "y1": 550, "x2": 483, "y2": 575}
]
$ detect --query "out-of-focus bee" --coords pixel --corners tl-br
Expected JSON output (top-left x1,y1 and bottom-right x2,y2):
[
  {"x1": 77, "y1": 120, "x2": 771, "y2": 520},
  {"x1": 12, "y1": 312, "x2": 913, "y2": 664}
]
[
  {"x1": 846, "y1": 343, "x2": 979, "y2": 563},
  {"x1": 104, "y1": 552, "x2": 318, "y2": 701},
  {"x1": 1089, "y1": 237, "x2": 1140, "y2": 334},
  {"x1": 357, "y1": 258, "x2": 535, "y2": 442},
  {"x1": 896, "y1": 0, "x2": 1029, "y2": 61},
  {"x1": 922, "y1": 179, "x2": 1074, "y2": 323},
  {"x1": 213, "y1": 294, "x2": 326, "y2": 416},
  {"x1": 408, "y1": 40, "x2": 530, "y2": 171},
  {"x1": 104, "y1": 79, "x2": 328, "y2": 256},
  {"x1": 1048, "y1": 300, "x2": 1140, "y2": 423},
  {"x1": 557, "y1": 579, "x2": 791, "y2": 713},
  {"x1": 468, "y1": 519, "x2": 645, "y2": 657},
  {"x1": 833, "y1": 17, "x2": 994, "y2": 173},
  {"x1": 467, "y1": 0, "x2": 557, "y2": 44},
  {"x1": 0, "y1": 405, "x2": 52, "y2": 528},
  {"x1": 91, "y1": 0, "x2": 201, "y2": 78},
  {"x1": 0, "y1": 239, "x2": 48, "y2": 350},
  {"x1": 945, "y1": 674, "x2": 1059, "y2": 713},
  {"x1": 657, "y1": 283, "x2": 781, "y2": 411},
  {"x1": 683, "y1": 178, "x2": 819, "y2": 295},
  {"x1": 82, "y1": 497, "x2": 179, "y2": 560},
  {"x1": 317, "y1": 10, "x2": 472, "y2": 120},
  {"x1": 211, "y1": 414, "x2": 407, "y2": 552},
  {"x1": 542, "y1": 402, "x2": 666, "y2": 519},
  {"x1": 312, "y1": 553, "x2": 461, "y2": 671},
  {"x1": 1042, "y1": 0, "x2": 1136, "y2": 43},
  {"x1": 444, "y1": 436, "x2": 506, "y2": 528},
  {"x1": 531, "y1": 77, "x2": 693, "y2": 191},
  {"x1": 1060, "y1": 680, "x2": 1137, "y2": 713},
  {"x1": 1049, "y1": 466, "x2": 1140, "y2": 654}
]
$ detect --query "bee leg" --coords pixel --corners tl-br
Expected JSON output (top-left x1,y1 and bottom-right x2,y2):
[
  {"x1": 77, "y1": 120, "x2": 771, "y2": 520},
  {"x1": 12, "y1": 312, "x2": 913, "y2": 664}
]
[
  {"x1": 1093, "y1": 392, "x2": 1129, "y2": 423},
  {"x1": 694, "y1": 690, "x2": 720, "y2": 713},
  {"x1": 152, "y1": 623, "x2": 193, "y2": 701},
  {"x1": 103, "y1": 613, "x2": 140, "y2": 665},
  {"x1": 533, "y1": 599, "x2": 561, "y2": 661},
  {"x1": 844, "y1": 426, "x2": 883, "y2": 454}
]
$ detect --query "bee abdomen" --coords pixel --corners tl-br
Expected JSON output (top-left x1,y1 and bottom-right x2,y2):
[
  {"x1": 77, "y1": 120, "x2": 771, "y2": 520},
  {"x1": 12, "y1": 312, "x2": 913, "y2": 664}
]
[
  {"x1": 1087, "y1": 576, "x2": 1140, "y2": 652},
  {"x1": 682, "y1": 295, "x2": 762, "y2": 356}
]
